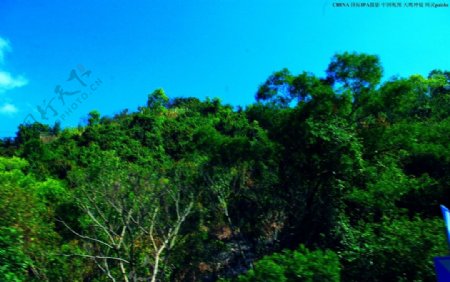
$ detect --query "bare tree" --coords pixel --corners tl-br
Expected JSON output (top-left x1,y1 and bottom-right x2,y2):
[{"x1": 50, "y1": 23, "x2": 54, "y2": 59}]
[
  {"x1": 61, "y1": 154, "x2": 194, "y2": 282},
  {"x1": 205, "y1": 166, "x2": 253, "y2": 270}
]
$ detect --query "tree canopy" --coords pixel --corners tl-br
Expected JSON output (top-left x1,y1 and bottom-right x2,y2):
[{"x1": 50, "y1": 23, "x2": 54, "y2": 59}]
[{"x1": 1, "y1": 52, "x2": 449, "y2": 281}]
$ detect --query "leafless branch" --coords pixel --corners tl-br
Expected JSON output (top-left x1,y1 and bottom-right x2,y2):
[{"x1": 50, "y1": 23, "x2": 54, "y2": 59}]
[
  {"x1": 56, "y1": 218, "x2": 114, "y2": 249},
  {"x1": 61, "y1": 253, "x2": 129, "y2": 264}
]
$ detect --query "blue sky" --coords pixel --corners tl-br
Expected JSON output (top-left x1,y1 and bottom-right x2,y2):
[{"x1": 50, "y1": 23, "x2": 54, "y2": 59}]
[{"x1": 0, "y1": 0, "x2": 449, "y2": 137}]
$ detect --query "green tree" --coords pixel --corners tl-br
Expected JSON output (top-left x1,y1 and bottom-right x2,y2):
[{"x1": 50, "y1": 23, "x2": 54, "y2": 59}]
[
  {"x1": 0, "y1": 157, "x2": 78, "y2": 281},
  {"x1": 233, "y1": 245, "x2": 340, "y2": 282},
  {"x1": 326, "y1": 52, "x2": 382, "y2": 97}
]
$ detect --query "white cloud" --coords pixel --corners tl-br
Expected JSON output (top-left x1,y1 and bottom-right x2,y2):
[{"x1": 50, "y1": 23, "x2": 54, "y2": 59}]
[
  {"x1": 0, "y1": 37, "x2": 11, "y2": 64},
  {"x1": 0, "y1": 36, "x2": 26, "y2": 118},
  {"x1": 0, "y1": 103, "x2": 18, "y2": 115},
  {"x1": 0, "y1": 71, "x2": 28, "y2": 92},
  {"x1": 0, "y1": 36, "x2": 28, "y2": 113}
]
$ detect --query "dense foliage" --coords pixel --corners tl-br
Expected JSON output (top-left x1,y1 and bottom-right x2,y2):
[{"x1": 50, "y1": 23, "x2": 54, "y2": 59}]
[
  {"x1": 1, "y1": 52, "x2": 449, "y2": 281},
  {"x1": 226, "y1": 245, "x2": 340, "y2": 282}
]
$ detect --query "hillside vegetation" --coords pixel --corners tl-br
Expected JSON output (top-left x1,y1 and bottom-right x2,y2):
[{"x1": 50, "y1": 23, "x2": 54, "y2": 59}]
[{"x1": 1, "y1": 52, "x2": 449, "y2": 281}]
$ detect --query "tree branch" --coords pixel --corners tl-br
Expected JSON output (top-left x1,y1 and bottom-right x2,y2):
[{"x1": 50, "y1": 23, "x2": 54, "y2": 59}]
[{"x1": 56, "y1": 218, "x2": 114, "y2": 249}]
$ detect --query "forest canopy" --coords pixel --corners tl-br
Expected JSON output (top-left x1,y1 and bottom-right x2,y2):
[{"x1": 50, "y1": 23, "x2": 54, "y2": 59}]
[{"x1": 1, "y1": 52, "x2": 449, "y2": 281}]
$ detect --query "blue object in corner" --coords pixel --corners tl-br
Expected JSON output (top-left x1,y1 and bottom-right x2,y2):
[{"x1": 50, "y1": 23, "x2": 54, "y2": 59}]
[{"x1": 435, "y1": 257, "x2": 450, "y2": 282}]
